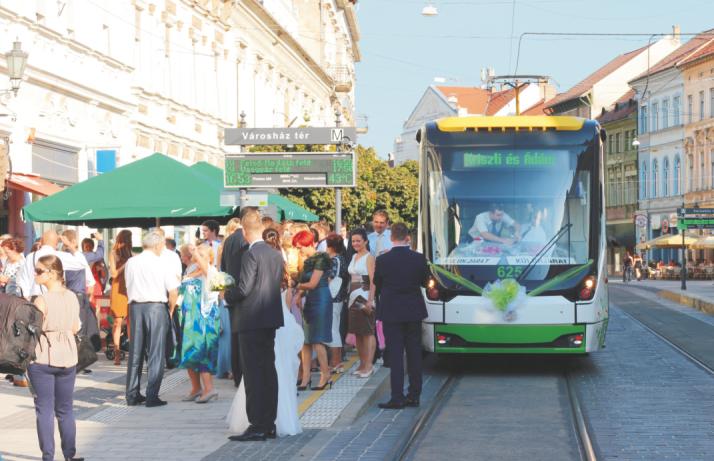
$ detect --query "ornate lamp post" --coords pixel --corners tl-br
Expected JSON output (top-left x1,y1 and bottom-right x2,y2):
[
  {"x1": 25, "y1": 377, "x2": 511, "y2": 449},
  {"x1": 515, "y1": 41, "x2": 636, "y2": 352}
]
[{"x1": 5, "y1": 41, "x2": 28, "y2": 96}]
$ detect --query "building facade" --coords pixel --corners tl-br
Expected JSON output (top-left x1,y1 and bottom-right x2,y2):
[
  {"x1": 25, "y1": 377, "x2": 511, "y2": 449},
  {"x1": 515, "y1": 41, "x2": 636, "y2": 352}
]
[
  {"x1": 0, "y1": 0, "x2": 360, "y2": 242},
  {"x1": 546, "y1": 34, "x2": 680, "y2": 118},
  {"x1": 631, "y1": 31, "x2": 714, "y2": 264},
  {"x1": 394, "y1": 81, "x2": 554, "y2": 164},
  {"x1": 680, "y1": 39, "x2": 714, "y2": 262},
  {"x1": 598, "y1": 91, "x2": 638, "y2": 274}
]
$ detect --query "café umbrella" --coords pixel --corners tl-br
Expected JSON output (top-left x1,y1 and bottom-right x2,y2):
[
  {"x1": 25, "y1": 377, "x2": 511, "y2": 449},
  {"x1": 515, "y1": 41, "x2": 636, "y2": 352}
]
[
  {"x1": 637, "y1": 233, "x2": 698, "y2": 250},
  {"x1": 22, "y1": 153, "x2": 235, "y2": 227}
]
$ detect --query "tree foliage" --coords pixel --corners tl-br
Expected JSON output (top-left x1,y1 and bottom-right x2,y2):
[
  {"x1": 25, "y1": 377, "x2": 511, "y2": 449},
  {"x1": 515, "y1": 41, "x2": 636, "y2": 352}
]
[{"x1": 248, "y1": 144, "x2": 419, "y2": 228}]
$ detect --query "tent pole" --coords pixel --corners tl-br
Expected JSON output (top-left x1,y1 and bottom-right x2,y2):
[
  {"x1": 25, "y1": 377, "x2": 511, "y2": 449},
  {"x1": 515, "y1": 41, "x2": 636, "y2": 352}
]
[{"x1": 155, "y1": 217, "x2": 160, "y2": 229}]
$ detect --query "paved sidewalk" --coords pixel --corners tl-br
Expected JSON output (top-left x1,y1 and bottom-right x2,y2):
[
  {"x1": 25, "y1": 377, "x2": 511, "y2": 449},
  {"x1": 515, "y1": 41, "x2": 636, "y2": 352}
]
[
  {"x1": 609, "y1": 278, "x2": 714, "y2": 313},
  {"x1": 0, "y1": 351, "x2": 385, "y2": 461}
]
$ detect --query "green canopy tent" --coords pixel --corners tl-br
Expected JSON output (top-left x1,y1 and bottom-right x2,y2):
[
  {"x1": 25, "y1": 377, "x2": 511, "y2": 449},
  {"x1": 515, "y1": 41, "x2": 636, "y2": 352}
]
[
  {"x1": 23, "y1": 153, "x2": 236, "y2": 227},
  {"x1": 189, "y1": 162, "x2": 319, "y2": 222}
]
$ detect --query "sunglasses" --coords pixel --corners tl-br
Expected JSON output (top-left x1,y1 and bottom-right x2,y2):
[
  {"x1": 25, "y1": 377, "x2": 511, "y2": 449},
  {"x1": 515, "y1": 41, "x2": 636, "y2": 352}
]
[{"x1": 34, "y1": 268, "x2": 51, "y2": 276}]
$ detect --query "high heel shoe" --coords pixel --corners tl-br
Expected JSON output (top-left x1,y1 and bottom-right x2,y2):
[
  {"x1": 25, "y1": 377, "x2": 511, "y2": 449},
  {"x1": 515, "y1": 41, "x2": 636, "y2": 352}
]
[
  {"x1": 113, "y1": 349, "x2": 121, "y2": 366},
  {"x1": 195, "y1": 391, "x2": 218, "y2": 403},
  {"x1": 182, "y1": 390, "x2": 202, "y2": 402},
  {"x1": 310, "y1": 380, "x2": 333, "y2": 391},
  {"x1": 297, "y1": 379, "x2": 312, "y2": 391},
  {"x1": 357, "y1": 368, "x2": 374, "y2": 378}
]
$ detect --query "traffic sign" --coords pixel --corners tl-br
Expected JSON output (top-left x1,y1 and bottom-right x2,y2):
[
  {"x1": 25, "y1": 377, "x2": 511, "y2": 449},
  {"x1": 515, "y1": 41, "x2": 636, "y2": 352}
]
[
  {"x1": 635, "y1": 214, "x2": 647, "y2": 228},
  {"x1": 678, "y1": 218, "x2": 714, "y2": 229},
  {"x1": 224, "y1": 127, "x2": 357, "y2": 146},
  {"x1": 223, "y1": 152, "x2": 356, "y2": 188}
]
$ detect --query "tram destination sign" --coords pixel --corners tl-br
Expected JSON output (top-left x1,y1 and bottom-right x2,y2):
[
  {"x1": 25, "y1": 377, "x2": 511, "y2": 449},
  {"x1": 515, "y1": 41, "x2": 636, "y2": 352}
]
[
  {"x1": 677, "y1": 218, "x2": 714, "y2": 230},
  {"x1": 224, "y1": 152, "x2": 355, "y2": 188},
  {"x1": 224, "y1": 127, "x2": 356, "y2": 146}
]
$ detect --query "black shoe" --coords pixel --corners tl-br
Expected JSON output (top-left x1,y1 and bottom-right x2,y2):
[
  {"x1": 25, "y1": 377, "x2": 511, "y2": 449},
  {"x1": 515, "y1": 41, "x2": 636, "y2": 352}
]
[
  {"x1": 81, "y1": 369, "x2": 92, "y2": 374},
  {"x1": 297, "y1": 379, "x2": 311, "y2": 391},
  {"x1": 266, "y1": 425, "x2": 277, "y2": 439},
  {"x1": 229, "y1": 428, "x2": 267, "y2": 442},
  {"x1": 145, "y1": 398, "x2": 167, "y2": 408},
  {"x1": 126, "y1": 394, "x2": 147, "y2": 406},
  {"x1": 65, "y1": 457, "x2": 84, "y2": 461},
  {"x1": 405, "y1": 397, "x2": 420, "y2": 407},
  {"x1": 378, "y1": 400, "x2": 406, "y2": 410}
]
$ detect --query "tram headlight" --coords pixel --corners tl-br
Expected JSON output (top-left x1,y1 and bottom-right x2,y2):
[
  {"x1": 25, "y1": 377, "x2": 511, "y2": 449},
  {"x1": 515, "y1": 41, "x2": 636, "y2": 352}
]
[
  {"x1": 579, "y1": 276, "x2": 596, "y2": 300},
  {"x1": 426, "y1": 275, "x2": 442, "y2": 301}
]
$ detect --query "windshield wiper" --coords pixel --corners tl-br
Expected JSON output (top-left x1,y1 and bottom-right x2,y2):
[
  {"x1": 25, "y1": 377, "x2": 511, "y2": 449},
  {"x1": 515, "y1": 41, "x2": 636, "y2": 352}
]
[
  {"x1": 448, "y1": 200, "x2": 461, "y2": 224},
  {"x1": 516, "y1": 223, "x2": 572, "y2": 283}
]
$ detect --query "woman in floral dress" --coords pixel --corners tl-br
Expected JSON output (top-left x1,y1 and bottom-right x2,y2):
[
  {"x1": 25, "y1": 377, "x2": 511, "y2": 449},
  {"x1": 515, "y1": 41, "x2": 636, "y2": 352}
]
[{"x1": 178, "y1": 244, "x2": 221, "y2": 403}]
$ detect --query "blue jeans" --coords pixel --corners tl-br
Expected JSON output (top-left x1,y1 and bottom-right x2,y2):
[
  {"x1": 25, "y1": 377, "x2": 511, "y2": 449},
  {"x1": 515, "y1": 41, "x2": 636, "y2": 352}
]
[{"x1": 26, "y1": 363, "x2": 77, "y2": 461}]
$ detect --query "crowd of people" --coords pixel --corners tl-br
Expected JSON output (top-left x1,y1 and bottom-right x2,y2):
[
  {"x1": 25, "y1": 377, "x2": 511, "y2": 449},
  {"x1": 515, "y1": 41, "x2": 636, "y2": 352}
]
[{"x1": 2, "y1": 207, "x2": 431, "y2": 460}]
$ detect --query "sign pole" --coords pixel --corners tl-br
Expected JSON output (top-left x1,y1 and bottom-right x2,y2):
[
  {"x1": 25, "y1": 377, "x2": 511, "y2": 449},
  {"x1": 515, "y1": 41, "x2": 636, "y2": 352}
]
[
  {"x1": 239, "y1": 112, "x2": 248, "y2": 211},
  {"x1": 335, "y1": 109, "x2": 342, "y2": 233}
]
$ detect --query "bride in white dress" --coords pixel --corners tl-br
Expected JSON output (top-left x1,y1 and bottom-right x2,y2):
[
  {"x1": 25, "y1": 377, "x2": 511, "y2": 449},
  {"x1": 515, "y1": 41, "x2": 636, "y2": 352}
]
[{"x1": 227, "y1": 288, "x2": 304, "y2": 436}]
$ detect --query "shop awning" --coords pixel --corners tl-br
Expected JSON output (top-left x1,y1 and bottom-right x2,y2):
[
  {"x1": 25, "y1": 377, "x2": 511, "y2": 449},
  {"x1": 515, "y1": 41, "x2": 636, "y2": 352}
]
[
  {"x1": 637, "y1": 233, "x2": 698, "y2": 250},
  {"x1": 7, "y1": 173, "x2": 63, "y2": 196},
  {"x1": 189, "y1": 162, "x2": 319, "y2": 222}
]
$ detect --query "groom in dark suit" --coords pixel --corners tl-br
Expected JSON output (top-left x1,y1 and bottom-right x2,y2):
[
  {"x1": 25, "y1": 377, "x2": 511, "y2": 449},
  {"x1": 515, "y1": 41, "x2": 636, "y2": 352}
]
[
  {"x1": 373, "y1": 222, "x2": 429, "y2": 409},
  {"x1": 226, "y1": 209, "x2": 285, "y2": 442},
  {"x1": 221, "y1": 212, "x2": 249, "y2": 388}
]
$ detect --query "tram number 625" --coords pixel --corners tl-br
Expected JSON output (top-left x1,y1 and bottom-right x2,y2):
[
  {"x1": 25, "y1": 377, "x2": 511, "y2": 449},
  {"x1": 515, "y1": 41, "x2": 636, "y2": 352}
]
[{"x1": 496, "y1": 266, "x2": 523, "y2": 279}]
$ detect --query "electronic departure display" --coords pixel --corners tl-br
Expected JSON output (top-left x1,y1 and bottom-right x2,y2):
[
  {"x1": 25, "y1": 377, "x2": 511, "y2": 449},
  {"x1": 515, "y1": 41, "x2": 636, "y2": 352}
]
[{"x1": 224, "y1": 152, "x2": 356, "y2": 188}]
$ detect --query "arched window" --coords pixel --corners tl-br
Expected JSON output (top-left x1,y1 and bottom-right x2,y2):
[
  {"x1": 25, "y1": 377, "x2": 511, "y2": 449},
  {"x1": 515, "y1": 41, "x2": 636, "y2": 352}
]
[
  {"x1": 663, "y1": 158, "x2": 670, "y2": 196},
  {"x1": 674, "y1": 155, "x2": 681, "y2": 195},
  {"x1": 652, "y1": 159, "x2": 658, "y2": 198},
  {"x1": 641, "y1": 161, "x2": 647, "y2": 199}
]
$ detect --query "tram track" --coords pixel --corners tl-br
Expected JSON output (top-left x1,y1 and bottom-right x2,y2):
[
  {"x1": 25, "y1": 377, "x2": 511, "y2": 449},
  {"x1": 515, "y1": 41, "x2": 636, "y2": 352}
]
[
  {"x1": 618, "y1": 306, "x2": 714, "y2": 376},
  {"x1": 392, "y1": 363, "x2": 598, "y2": 461}
]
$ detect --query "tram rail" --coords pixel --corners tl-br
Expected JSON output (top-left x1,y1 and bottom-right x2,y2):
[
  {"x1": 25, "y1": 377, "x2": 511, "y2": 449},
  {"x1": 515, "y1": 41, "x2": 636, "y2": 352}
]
[{"x1": 392, "y1": 367, "x2": 598, "y2": 461}]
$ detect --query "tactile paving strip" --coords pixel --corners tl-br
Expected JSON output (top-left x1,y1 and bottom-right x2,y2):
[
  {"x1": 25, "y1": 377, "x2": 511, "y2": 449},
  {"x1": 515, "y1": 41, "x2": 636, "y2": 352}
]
[{"x1": 300, "y1": 361, "x2": 382, "y2": 429}]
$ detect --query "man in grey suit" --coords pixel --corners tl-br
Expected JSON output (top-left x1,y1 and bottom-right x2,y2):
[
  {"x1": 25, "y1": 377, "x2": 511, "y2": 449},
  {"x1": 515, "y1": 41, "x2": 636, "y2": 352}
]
[{"x1": 226, "y1": 209, "x2": 285, "y2": 442}]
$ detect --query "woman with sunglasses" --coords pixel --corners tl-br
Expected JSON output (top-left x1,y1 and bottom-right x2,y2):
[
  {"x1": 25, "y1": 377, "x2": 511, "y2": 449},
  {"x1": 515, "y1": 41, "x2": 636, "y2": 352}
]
[{"x1": 26, "y1": 254, "x2": 84, "y2": 461}]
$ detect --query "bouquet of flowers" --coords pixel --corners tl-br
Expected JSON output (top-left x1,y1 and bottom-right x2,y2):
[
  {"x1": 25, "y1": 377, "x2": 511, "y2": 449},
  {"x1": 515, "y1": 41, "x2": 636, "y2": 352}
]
[
  {"x1": 483, "y1": 278, "x2": 526, "y2": 321},
  {"x1": 208, "y1": 271, "x2": 236, "y2": 292}
]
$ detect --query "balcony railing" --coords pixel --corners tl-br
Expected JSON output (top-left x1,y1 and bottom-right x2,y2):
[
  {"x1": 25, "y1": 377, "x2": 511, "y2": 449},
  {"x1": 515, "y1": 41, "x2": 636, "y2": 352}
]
[{"x1": 330, "y1": 66, "x2": 353, "y2": 93}]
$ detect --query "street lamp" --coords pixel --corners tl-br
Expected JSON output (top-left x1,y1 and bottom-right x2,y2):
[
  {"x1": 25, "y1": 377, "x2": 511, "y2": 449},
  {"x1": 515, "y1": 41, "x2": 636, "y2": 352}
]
[
  {"x1": 632, "y1": 138, "x2": 640, "y2": 147},
  {"x1": 5, "y1": 41, "x2": 28, "y2": 96},
  {"x1": 422, "y1": 3, "x2": 438, "y2": 16}
]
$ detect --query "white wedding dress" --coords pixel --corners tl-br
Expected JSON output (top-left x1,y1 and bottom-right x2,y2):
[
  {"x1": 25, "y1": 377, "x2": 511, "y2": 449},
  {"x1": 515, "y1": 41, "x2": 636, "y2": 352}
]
[{"x1": 226, "y1": 291, "x2": 304, "y2": 436}]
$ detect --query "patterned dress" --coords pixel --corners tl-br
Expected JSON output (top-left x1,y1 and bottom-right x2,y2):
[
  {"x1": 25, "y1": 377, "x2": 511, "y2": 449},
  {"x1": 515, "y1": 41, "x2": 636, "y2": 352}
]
[
  {"x1": 299, "y1": 253, "x2": 333, "y2": 345},
  {"x1": 178, "y1": 275, "x2": 220, "y2": 374}
]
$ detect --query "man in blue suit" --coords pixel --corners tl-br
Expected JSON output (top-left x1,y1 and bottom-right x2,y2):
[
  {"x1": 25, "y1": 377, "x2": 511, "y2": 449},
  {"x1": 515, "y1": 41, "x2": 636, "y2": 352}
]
[{"x1": 374, "y1": 222, "x2": 429, "y2": 409}]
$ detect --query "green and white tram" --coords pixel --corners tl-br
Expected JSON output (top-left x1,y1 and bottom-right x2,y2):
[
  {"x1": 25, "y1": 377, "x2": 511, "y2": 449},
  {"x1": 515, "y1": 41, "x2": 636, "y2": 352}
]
[{"x1": 418, "y1": 116, "x2": 608, "y2": 354}]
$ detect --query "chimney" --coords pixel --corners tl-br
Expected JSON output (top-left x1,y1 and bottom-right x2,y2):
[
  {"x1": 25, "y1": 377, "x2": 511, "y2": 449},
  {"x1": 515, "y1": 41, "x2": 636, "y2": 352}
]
[{"x1": 672, "y1": 25, "x2": 681, "y2": 41}]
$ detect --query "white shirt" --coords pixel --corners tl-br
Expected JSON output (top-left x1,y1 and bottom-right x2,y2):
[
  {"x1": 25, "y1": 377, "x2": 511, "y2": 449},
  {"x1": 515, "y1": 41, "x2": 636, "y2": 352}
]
[
  {"x1": 249, "y1": 238, "x2": 264, "y2": 250},
  {"x1": 16, "y1": 245, "x2": 95, "y2": 299},
  {"x1": 316, "y1": 239, "x2": 327, "y2": 253},
  {"x1": 368, "y1": 229, "x2": 392, "y2": 257},
  {"x1": 468, "y1": 211, "x2": 516, "y2": 240},
  {"x1": 125, "y1": 251, "x2": 180, "y2": 303},
  {"x1": 161, "y1": 248, "x2": 183, "y2": 285}
]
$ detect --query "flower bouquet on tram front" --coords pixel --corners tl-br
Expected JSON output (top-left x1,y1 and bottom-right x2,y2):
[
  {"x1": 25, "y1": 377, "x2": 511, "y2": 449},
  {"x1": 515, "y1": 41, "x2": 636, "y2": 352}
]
[
  {"x1": 483, "y1": 278, "x2": 526, "y2": 321},
  {"x1": 208, "y1": 271, "x2": 236, "y2": 292}
]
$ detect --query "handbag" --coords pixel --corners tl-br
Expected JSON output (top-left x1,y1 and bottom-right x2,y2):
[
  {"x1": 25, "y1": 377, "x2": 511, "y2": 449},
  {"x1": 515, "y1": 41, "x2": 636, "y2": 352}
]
[
  {"x1": 349, "y1": 295, "x2": 369, "y2": 311},
  {"x1": 75, "y1": 334, "x2": 97, "y2": 372}
]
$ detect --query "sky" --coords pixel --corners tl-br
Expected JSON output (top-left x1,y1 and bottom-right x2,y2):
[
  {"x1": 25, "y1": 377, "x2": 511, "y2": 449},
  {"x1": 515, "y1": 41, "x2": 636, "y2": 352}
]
[{"x1": 354, "y1": 0, "x2": 713, "y2": 157}]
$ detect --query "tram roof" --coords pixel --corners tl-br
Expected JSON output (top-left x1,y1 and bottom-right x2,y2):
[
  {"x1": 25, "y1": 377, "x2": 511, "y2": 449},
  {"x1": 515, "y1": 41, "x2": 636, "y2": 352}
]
[{"x1": 435, "y1": 116, "x2": 586, "y2": 132}]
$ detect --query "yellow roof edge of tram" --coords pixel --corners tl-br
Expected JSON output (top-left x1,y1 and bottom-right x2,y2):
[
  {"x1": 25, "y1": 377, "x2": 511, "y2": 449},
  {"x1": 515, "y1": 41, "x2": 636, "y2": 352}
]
[{"x1": 435, "y1": 116, "x2": 586, "y2": 132}]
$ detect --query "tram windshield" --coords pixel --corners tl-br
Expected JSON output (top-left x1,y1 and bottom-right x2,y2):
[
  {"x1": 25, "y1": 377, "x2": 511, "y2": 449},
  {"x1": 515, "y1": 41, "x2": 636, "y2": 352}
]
[{"x1": 427, "y1": 141, "x2": 595, "y2": 283}]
